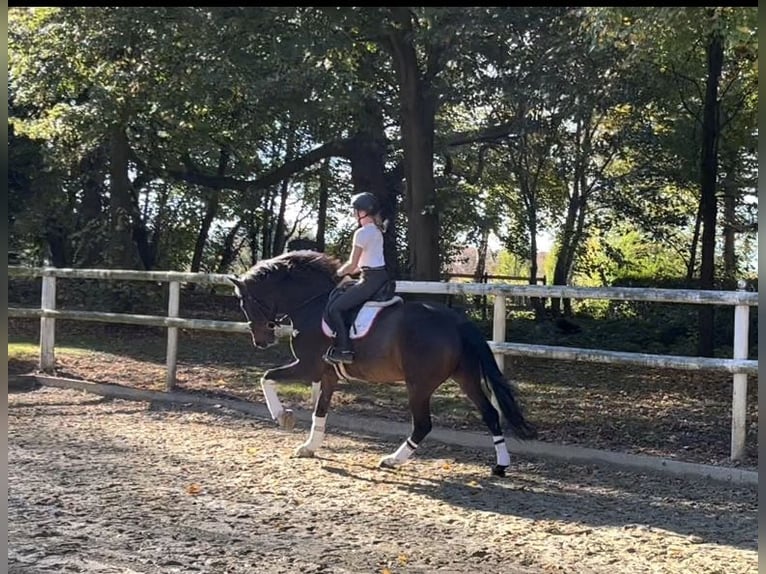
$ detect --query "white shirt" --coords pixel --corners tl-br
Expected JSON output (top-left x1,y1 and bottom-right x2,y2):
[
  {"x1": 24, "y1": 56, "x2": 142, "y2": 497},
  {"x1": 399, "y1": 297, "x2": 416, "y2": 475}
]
[{"x1": 353, "y1": 223, "x2": 386, "y2": 268}]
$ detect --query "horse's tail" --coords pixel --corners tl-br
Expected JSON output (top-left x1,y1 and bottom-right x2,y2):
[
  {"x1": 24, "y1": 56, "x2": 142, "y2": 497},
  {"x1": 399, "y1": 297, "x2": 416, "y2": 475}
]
[{"x1": 457, "y1": 321, "x2": 537, "y2": 440}]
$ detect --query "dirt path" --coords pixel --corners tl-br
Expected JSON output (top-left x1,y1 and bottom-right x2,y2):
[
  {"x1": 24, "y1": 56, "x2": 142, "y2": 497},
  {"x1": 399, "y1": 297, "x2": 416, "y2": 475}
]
[{"x1": 8, "y1": 388, "x2": 757, "y2": 574}]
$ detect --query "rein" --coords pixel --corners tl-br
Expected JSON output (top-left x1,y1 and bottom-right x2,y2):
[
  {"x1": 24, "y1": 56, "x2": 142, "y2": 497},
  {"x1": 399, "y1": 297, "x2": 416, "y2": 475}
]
[
  {"x1": 247, "y1": 284, "x2": 336, "y2": 336},
  {"x1": 283, "y1": 288, "x2": 334, "y2": 319}
]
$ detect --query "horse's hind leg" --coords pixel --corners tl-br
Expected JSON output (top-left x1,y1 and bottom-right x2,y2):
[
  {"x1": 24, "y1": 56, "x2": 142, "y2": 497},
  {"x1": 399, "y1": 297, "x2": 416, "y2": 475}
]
[
  {"x1": 453, "y1": 365, "x2": 511, "y2": 477},
  {"x1": 379, "y1": 384, "x2": 434, "y2": 469},
  {"x1": 294, "y1": 374, "x2": 337, "y2": 458}
]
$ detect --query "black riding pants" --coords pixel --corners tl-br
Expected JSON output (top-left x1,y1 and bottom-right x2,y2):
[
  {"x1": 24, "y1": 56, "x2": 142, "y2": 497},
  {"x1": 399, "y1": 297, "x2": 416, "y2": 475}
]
[{"x1": 327, "y1": 267, "x2": 390, "y2": 349}]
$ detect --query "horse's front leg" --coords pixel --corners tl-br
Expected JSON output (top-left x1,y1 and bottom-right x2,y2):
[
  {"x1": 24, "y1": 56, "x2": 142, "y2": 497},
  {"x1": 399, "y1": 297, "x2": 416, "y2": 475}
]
[
  {"x1": 261, "y1": 360, "x2": 315, "y2": 430},
  {"x1": 295, "y1": 374, "x2": 337, "y2": 458}
]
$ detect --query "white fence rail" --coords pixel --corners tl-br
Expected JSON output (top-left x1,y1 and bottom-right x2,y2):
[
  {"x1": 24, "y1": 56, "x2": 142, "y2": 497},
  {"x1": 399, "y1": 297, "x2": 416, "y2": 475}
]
[{"x1": 8, "y1": 266, "x2": 758, "y2": 461}]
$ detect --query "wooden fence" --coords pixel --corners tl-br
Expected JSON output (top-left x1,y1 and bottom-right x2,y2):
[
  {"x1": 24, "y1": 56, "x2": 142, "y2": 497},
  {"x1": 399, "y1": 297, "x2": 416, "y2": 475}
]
[
  {"x1": 8, "y1": 266, "x2": 758, "y2": 462},
  {"x1": 444, "y1": 272, "x2": 546, "y2": 319}
]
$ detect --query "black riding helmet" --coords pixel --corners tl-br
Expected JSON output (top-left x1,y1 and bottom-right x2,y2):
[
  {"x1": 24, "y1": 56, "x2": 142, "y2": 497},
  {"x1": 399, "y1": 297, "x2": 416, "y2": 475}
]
[{"x1": 350, "y1": 192, "x2": 379, "y2": 216}]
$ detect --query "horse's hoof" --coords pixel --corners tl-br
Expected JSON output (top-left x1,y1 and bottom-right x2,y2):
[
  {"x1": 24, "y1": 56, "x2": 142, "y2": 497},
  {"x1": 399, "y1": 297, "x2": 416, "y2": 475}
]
[
  {"x1": 277, "y1": 409, "x2": 295, "y2": 431},
  {"x1": 294, "y1": 445, "x2": 315, "y2": 458},
  {"x1": 379, "y1": 456, "x2": 401, "y2": 469},
  {"x1": 491, "y1": 464, "x2": 507, "y2": 477}
]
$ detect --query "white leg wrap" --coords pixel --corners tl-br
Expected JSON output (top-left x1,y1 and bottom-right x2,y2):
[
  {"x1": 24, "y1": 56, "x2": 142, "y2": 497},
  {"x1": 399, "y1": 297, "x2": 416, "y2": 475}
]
[
  {"x1": 493, "y1": 435, "x2": 510, "y2": 467},
  {"x1": 310, "y1": 381, "x2": 321, "y2": 410},
  {"x1": 305, "y1": 415, "x2": 326, "y2": 451},
  {"x1": 392, "y1": 438, "x2": 418, "y2": 464},
  {"x1": 261, "y1": 378, "x2": 283, "y2": 420}
]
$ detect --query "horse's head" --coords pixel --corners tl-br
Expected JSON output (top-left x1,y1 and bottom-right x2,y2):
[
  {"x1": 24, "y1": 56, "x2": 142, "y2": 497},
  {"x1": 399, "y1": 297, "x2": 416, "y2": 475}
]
[
  {"x1": 230, "y1": 250, "x2": 341, "y2": 350},
  {"x1": 229, "y1": 275, "x2": 280, "y2": 349}
]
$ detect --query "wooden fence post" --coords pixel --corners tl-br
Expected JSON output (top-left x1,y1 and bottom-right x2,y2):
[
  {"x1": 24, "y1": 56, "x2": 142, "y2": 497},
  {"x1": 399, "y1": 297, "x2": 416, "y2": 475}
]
[
  {"x1": 39, "y1": 273, "x2": 57, "y2": 373},
  {"x1": 492, "y1": 294, "x2": 507, "y2": 372},
  {"x1": 491, "y1": 294, "x2": 507, "y2": 421},
  {"x1": 166, "y1": 281, "x2": 181, "y2": 391},
  {"x1": 730, "y1": 280, "x2": 749, "y2": 462}
]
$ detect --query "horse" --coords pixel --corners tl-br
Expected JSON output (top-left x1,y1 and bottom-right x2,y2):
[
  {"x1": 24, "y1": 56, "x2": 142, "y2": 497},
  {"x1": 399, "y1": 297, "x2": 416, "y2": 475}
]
[{"x1": 229, "y1": 250, "x2": 537, "y2": 476}]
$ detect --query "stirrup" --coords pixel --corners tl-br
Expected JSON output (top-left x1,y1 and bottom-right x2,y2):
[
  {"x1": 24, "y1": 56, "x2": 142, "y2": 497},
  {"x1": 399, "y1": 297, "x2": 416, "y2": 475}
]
[{"x1": 324, "y1": 346, "x2": 354, "y2": 364}]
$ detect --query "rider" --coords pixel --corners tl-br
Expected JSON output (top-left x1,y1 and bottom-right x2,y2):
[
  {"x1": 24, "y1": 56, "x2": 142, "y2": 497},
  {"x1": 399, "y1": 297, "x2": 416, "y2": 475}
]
[{"x1": 325, "y1": 192, "x2": 390, "y2": 365}]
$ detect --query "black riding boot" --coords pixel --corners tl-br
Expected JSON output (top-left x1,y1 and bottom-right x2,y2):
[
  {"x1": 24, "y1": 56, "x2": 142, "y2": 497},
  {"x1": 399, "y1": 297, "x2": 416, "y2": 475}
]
[{"x1": 325, "y1": 315, "x2": 354, "y2": 365}]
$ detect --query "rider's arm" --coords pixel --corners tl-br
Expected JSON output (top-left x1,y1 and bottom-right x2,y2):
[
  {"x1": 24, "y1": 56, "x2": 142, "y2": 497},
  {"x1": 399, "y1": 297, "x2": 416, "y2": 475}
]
[{"x1": 337, "y1": 245, "x2": 363, "y2": 277}]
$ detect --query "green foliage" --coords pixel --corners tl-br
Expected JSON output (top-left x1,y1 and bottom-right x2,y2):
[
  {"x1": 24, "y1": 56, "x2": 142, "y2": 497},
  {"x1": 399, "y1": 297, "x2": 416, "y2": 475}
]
[
  {"x1": 8, "y1": 124, "x2": 60, "y2": 261},
  {"x1": 575, "y1": 228, "x2": 688, "y2": 287},
  {"x1": 7, "y1": 5, "x2": 758, "y2": 321},
  {"x1": 506, "y1": 302, "x2": 756, "y2": 359},
  {"x1": 581, "y1": 6, "x2": 758, "y2": 284},
  {"x1": 494, "y1": 250, "x2": 529, "y2": 278}
]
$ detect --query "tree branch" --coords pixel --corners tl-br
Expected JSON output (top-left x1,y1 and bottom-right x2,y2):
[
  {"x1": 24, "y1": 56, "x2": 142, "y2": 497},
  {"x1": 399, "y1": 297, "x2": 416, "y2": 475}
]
[
  {"x1": 441, "y1": 118, "x2": 538, "y2": 148},
  {"x1": 719, "y1": 92, "x2": 749, "y2": 132},
  {"x1": 669, "y1": 62, "x2": 704, "y2": 125},
  {"x1": 133, "y1": 139, "x2": 352, "y2": 194},
  {"x1": 677, "y1": 87, "x2": 703, "y2": 126},
  {"x1": 718, "y1": 61, "x2": 745, "y2": 101}
]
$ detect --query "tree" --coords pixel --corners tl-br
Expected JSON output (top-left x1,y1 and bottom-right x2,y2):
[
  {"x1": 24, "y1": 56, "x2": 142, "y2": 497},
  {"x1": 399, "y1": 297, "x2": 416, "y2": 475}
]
[{"x1": 585, "y1": 6, "x2": 758, "y2": 354}]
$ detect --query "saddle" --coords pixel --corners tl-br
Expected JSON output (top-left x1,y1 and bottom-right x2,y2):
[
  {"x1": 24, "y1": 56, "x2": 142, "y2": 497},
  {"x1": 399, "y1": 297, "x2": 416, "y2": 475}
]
[{"x1": 321, "y1": 279, "x2": 402, "y2": 340}]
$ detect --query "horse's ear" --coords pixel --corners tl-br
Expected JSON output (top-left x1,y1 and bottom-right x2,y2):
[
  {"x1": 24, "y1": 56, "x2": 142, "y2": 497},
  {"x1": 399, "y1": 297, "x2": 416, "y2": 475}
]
[{"x1": 229, "y1": 276, "x2": 245, "y2": 297}]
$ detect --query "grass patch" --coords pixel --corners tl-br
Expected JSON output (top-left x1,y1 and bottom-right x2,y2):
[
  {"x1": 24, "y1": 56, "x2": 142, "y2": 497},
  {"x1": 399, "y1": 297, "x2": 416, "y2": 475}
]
[
  {"x1": 9, "y1": 342, "x2": 41, "y2": 360},
  {"x1": 275, "y1": 381, "x2": 314, "y2": 401},
  {"x1": 9, "y1": 341, "x2": 90, "y2": 359}
]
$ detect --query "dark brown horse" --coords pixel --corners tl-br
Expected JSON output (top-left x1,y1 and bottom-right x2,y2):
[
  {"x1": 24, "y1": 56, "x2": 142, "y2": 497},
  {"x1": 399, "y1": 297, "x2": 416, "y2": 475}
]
[{"x1": 230, "y1": 250, "x2": 536, "y2": 476}]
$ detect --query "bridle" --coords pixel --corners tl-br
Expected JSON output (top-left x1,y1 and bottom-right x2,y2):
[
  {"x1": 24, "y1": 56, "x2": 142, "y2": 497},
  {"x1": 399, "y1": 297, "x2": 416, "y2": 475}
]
[{"x1": 243, "y1": 295, "x2": 279, "y2": 331}]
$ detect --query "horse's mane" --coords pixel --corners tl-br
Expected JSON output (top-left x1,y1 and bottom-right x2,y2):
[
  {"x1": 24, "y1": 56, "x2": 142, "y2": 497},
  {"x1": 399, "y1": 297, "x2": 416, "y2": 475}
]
[{"x1": 241, "y1": 250, "x2": 341, "y2": 284}]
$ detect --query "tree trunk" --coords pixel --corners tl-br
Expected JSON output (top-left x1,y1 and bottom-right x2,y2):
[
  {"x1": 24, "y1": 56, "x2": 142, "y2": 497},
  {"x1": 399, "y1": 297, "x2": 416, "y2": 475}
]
[
  {"x1": 150, "y1": 185, "x2": 170, "y2": 263},
  {"x1": 247, "y1": 211, "x2": 261, "y2": 266},
  {"x1": 272, "y1": 177, "x2": 290, "y2": 256},
  {"x1": 43, "y1": 218, "x2": 70, "y2": 267},
  {"x1": 472, "y1": 224, "x2": 490, "y2": 312},
  {"x1": 508, "y1": 118, "x2": 550, "y2": 319},
  {"x1": 74, "y1": 143, "x2": 107, "y2": 267},
  {"x1": 272, "y1": 132, "x2": 299, "y2": 256},
  {"x1": 528, "y1": 216, "x2": 545, "y2": 319},
  {"x1": 348, "y1": 99, "x2": 400, "y2": 277},
  {"x1": 316, "y1": 159, "x2": 330, "y2": 252},
  {"x1": 697, "y1": 26, "x2": 723, "y2": 357},
  {"x1": 563, "y1": 192, "x2": 589, "y2": 317},
  {"x1": 475, "y1": 225, "x2": 489, "y2": 281},
  {"x1": 686, "y1": 201, "x2": 703, "y2": 283},
  {"x1": 108, "y1": 124, "x2": 140, "y2": 269},
  {"x1": 129, "y1": 187, "x2": 157, "y2": 270},
  {"x1": 260, "y1": 192, "x2": 275, "y2": 260},
  {"x1": 520, "y1": 171, "x2": 545, "y2": 318},
  {"x1": 384, "y1": 162, "x2": 405, "y2": 276},
  {"x1": 388, "y1": 17, "x2": 440, "y2": 281},
  {"x1": 551, "y1": 115, "x2": 586, "y2": 317},
  {"x1": 190, "y1": 149, "x2": 228, "y2": 273},
  {"x1": 721, "y1": 153, "x2": 738, "y2": 287},
  {"x1": 189, "y1": 190, "x2": 220, "y2": 272},
  {"x1": 216, "y1": 220, "x2": 243, "y2": 273},
  {"x1": 550, "y1": 182, "x2": 580, "y2": 316},
  {"x1": 550, "y1": 109, "x2": 600, "y2": 317}
]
